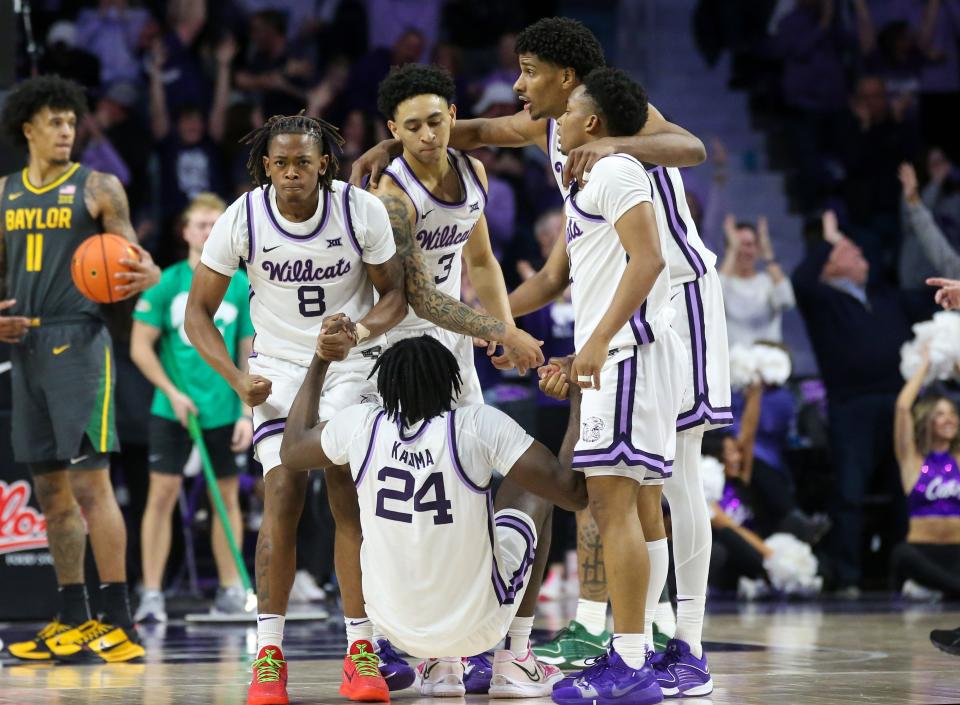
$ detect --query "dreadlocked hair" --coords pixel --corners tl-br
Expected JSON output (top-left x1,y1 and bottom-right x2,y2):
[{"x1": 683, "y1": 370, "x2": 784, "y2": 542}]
[
  {"x1": 240, "y1": 112, "x2": 345, "y2": 189},
  {"x1": 370, "y1": 336, "x2": 462, "y2": 427}
]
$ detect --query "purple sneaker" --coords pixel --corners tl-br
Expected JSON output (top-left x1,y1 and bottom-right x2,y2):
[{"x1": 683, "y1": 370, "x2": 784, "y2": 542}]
[
  {"x1": 376, "y1": 638, "x2": 416, "y2": 691},
  {"x1": 551, "y1": 647, "x2": 663, "y2": 705},
  {"x1": 652, "y1": 639, "x2": 713, "y2": 697},
  {"x1": 553, "y1": 652, "x2": 611, "y2": 690},
  {"x1": 463, "y1": 653, "x2": 492, "y2": 693}
]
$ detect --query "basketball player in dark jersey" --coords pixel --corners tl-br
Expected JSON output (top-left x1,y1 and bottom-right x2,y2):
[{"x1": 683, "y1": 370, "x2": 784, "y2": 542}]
[{"x1": 1, "y1": 76, "x2": 160, "y2": 663}]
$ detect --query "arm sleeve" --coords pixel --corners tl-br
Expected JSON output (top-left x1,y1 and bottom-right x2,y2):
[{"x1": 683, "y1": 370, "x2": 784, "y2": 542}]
[
  {"x1": 351, "y1": 188, "x2": 397, "y2": 265},
  {"x1": 907, "y1": 201, "x2": 960, "y2": 280},
  {"x1": 588, "y1": 156, "x2": 654, "y2": 224},
  {"x1": 319, "y1": 404, "x2": 373, "y2": 467},
  {"x1": 459, "y1": 405, "x2": 535, "y2": 479},
  {"x1": 132, "y1": 273, "x2": 167, "y2": 329},
  {"x1": 200, "y1": 195, "x2": 248, "y2": 277}
]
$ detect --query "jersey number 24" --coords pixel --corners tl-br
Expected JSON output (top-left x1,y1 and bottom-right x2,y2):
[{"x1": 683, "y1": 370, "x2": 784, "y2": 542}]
[{"x1": 375, "y1": 467, "x2": 454, "y2": 525}]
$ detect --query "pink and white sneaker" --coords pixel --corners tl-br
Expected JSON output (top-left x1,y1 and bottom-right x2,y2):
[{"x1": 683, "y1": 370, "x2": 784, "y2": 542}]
[
  {"x1": 414, "y1": 657, "x2": 465, "y2": 697},
  {"x1": 489, "y1": 647, "x2": 564, "y2": 698}
]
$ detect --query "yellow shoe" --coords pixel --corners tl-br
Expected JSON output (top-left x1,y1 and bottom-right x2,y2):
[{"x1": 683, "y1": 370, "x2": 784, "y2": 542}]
[
  {"x1": 47, "y1": 619, "x2": 102, "y2": 659},
  {"x1": 6, "y1": 620, "x2": 73, "y2": 661},
  {"x1": 53, "y1": 620, "x2": 145, "y2": 663}
]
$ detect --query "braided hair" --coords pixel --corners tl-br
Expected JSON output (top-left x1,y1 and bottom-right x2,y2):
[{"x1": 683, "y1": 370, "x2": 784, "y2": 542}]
[
  {"x1": 240, "y1": 112, "x2": 345, "y2": 189},
  {"x1": 370, "y1": 336, "x2": 462, "y2": 427}
]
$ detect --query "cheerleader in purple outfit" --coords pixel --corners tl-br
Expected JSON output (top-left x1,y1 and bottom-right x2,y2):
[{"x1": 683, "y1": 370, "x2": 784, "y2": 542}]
[{"x1": 892, "y1": 345, "x2": 960, "y2": 599}]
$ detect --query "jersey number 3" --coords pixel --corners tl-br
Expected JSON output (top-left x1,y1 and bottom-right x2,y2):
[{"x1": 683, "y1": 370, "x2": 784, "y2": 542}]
[
  {"x1": 297, "y1": 285, "x2": 326, "y2": 317},
  {"x1": 376, "y1": 467, "x2": 454, "y2": 525}
]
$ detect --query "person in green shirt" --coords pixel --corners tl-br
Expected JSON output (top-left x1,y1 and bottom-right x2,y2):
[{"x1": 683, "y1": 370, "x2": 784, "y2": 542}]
[{"x1": 130, "y1": 193, "x2": 255, "y2": 621}]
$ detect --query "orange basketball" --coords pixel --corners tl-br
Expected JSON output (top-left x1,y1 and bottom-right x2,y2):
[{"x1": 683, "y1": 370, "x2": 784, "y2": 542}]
[{"x1": 71, "y1": 233, "x2": 141, "y2": 304}]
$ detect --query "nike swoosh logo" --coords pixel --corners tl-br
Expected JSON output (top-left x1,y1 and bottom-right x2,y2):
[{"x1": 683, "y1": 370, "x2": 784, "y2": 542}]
[
  {"x1": 258, "y1": 616, "x2": 277, "y2": 622},
  {"x1": 52, "y1": 345, "x2": 70, "y2": 355},
  {"x1": 8, "y1": 192, "x2": 22, "y2": 200},
  {"x1": 262, "y1": 244, "x2": 282, "y2": 253},
  {"x1": 422, "y1": 209, "x2": 435, "y2": 218},
  {"x1": 610, "y1": 682, "x2": 645, "y2": 697},
  {"x1": 69, "y1": 455, "x2": 89, "y2": 465},
  {"x1": 513, "y1": 661, "x2": 541, "y2": 681},
  {"x1": 348, "y1": 620, "x2": 369, "y2": 626}
]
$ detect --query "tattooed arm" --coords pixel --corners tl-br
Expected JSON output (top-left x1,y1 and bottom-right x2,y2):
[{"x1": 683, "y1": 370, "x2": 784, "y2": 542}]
[
  {"x1": 85, "y1": 170, "x2": 160, "y2": 297},
  {"x1": 369, "y1": 179, "x2": 544, "y2": 372}
]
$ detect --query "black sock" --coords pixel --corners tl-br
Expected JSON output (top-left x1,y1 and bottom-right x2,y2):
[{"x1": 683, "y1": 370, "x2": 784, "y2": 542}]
[
  {"x1": 99, "y1": 583, "x2": 133, "y2": 628},
  {"x1": 59, "y1": 584, "x2": 91, "y2": 625}
]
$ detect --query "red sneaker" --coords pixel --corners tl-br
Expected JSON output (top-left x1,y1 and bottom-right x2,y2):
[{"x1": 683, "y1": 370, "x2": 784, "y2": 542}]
[
  {"x1": 340, "y1": 640, "x2": 390, "y2": 702},
  {"x1": 248, "y1": 645, "x2": 289, "y2": 705}
]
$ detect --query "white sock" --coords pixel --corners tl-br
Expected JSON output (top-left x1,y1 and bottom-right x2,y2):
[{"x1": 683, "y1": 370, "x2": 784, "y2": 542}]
[
  {"x1": 505, "y1": 615, "x2": 534, "y2": 655},
  {"x1": 575, "y1": 598, "x2": 608, "y2": 636},
  {"x1": 344, "y1": 616, "x2": 373, "y2": 647},
  {"x1": 372, "y1": 623, "x2": 385, "y2": 648},
  {"x1": 257, "y1": 614, "x2": 285, "y2": 652},
  {"x1": 613, "y1": 633, "x2": 646, "y2": 669},
  {"x1": 663, "y1": 429, "x2": 709, "y2": 658},
  {"x1": 645, "y1": 539, "x2": 668, "y2": 651},
  {"x1": 655, "y1": 599, "x2": 677, "y2": 638},
  {"x1": 675, "y1": 595, "x2": 705, "y2": 657}
]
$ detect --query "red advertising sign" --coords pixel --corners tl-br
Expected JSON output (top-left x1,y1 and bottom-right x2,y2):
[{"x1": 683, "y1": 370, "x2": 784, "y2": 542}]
[{"x1": 0, "y1": 479, "x2": 48, "y2": 555}]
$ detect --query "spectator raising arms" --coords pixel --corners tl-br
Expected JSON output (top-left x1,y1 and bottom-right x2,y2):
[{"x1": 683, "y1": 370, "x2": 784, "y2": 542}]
[
  {"x1": 719, "y1": 215, "x2": 795, "y2": 347},
  {"x1": 891, "y1": 345, "x2": 960, "y2": 600}
]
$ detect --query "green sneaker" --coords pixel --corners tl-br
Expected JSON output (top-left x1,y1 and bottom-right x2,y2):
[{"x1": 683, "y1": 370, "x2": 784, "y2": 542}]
[
  {"x1": 532, "y1": 620, "x2": 610, "y2": 669},
  {"x1": 652, "y1": 622, "x2": 670, "y2": 652}
]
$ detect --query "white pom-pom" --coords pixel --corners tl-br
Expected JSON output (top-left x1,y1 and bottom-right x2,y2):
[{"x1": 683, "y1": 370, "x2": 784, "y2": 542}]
[
  {"x1": 729, "y1": 344, "x2": 759, "y2": 391},
  {"x1": 700, "y1": 455, "x2": 725, "y2": 506},
  {"x1": 900, "y1": 311, "x2": 960, "y2": 383},
  {"x1": 755, "y1": 345, "x2": 791, "y2": 386},
  {"x1": 763, "y1": 533, "x2": 822, "y2": 596}
]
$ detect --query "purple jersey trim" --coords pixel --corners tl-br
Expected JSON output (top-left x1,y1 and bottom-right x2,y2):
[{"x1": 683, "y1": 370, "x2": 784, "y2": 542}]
[
  {"x1": 460, "y1": 152, "x2": 488, "y2": 209},
  {"x1": 565, "y1": 189, "x2": 605, "y2": 223},
  {"x1": 651, "y1": 166, "x2": 706, "y2": 278},
  {"x1": 262, "y1": 185, "x2": 331, "y2": 241},
  {"x1": 675, "y1": 278, "x2": 733, "y2": 430},
  {"x1": 446, "y1": 409, "x2": 488, "y2": 494},
  {"x1": 355, "y1": 410, "x2": 387, "y2": 487},
  {"x1": 398, "y1": 150, "x2": 468, "y2": 208},
  {"x1": 253, "y1": 418, "x2": 287, "y2": 446},
  {"x1": 486, "y1": 491, "x2": 508, "y2": 604},
  {"x1": 341, "y1": 183, "x2": 362, "y2": 256},
  {"x1": 380, "y1": 168, "x2": 420, "y2": 220},
  {"x1": 397, "y1": 418, "x2": 431, "y2": 444},
  {"x1": 495, "y1": 513, "x2": 537, "y2": 601},
  {"x1": 245, "y1": 191, "x2": 256, "y2": 264}
]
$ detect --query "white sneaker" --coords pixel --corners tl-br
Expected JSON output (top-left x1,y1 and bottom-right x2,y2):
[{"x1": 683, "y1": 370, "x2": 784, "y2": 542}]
[
  {"x1": 902, "y1": 579, "x2": 944, "y2": 602},
  {"x1": 134, "y1": 590, "x2": 167, "y2": 623},
  {"x1": 414, "y1": 657, "x2": 465, "y2": 697},
  {"x1": 538, "y1": 570, "x2": 564, "y2": 602},
  {"x1": 489, "y1": 648, "x2": 563, "y2": 698},
  {"x1": 292, "y1": 570, "x2": 327, "y2": 602}
]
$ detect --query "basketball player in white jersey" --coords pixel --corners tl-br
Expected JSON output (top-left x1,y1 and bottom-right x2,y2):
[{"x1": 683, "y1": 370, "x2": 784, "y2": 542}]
[
  {"x1": 281, "y1": 331, "x2": 586, "y2": 700},
  {"x1": 184, "y1": 114, "x2": 407, "y2": 705},
  {"x1": 354, "y1": 18, "x2": 727, "y2": 697},
  {"x1": 371, "y1": 63, "x2": 543, "y2": 389}
]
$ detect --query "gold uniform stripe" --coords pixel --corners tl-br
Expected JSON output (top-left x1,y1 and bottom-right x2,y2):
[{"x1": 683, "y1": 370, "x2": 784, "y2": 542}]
[
  {"x1": 100, "y1": 345, "x2": 111, "y2": 452},
  {"x1": 25, "y1": 233, "x2": 33, "y2": 271},
  {"x1": 21, "y1": 163, "x2": 81, "y2": 195},
  {"x1": 33, "y1": 233, "x2": 43, "y2": 271}
]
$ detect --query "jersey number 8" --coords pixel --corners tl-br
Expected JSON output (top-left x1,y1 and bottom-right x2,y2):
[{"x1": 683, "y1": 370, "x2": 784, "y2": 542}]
[{"x1": 297, "y1": 285, "x2": 326, "y2": 317}]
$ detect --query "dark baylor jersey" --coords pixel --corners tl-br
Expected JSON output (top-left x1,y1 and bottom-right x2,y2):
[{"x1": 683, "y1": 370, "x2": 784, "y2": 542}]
[{"x1": 1, "y1": 163, "x2": 101, "y2": 320}]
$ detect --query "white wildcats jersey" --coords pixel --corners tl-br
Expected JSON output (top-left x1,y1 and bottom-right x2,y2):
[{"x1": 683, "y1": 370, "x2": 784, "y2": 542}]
[
  {"x1": 320, "y1": 402, "x2": 534, "y2": 657},
  {"x1": 564, "y1": 154, "x2": 672, "y2": 352},
  {"x1": 547, "y1": 118, "x2": 717, "y2": 286},
  {"x1": 381, "y1": 149, "x2": 488, "y2": 333},
  {"x1": 201, "y1": 180, "x2": 396, "y2": 366}
]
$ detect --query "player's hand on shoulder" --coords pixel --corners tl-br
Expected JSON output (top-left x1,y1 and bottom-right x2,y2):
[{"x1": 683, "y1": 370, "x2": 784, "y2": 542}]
[
  {"x1": 169, "y1": 390, "x2": 199, "y2": 428},
  {"x1": 0, "y1": 299, "x2": 31, "y2": 343},
  {"x1": 316, "y1": 313, "x2": 357, "y2": 361},
  {"x1": 563, "y1": 138, "x2": 617, "y2": 189},
  {"x1": 349, "y1": 140, "x2": 393, "y2": 188},
  {"x1": 115, "y1": 243, "x2": 162, "y2": 298},
  {"x1": 234, "y1": 373, "x2": 273, "y2": 406},
  {"x1": 571, "y1": 337, "x2": 607, "y2": 391}
]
